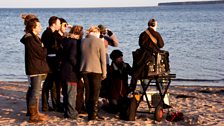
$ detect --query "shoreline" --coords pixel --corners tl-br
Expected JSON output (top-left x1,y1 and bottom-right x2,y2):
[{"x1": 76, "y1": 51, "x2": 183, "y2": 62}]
[
  {"x1": 1, "y1": 80, "x2": 223, "y2": 87},
  {"x1": 0, "y1": 81, "x2": 223, "y2": 125}
]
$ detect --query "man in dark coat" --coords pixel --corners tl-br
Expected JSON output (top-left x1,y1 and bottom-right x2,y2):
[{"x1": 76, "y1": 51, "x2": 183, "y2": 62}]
[
  {"x1": 130, "y1": 18, "x2": 165, "y2": 91},
  {"x1": 41, "y1": 16, "x2": 61, "y2": 112}
]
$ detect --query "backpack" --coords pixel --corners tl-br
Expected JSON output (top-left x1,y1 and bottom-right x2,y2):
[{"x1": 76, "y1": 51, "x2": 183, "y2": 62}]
[{"x1": 119, "y1": 93, "x2": 139, "y2": 121}]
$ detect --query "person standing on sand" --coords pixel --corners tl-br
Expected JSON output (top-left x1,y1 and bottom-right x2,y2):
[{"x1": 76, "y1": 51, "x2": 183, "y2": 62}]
[
  {"x1": 98, "y1": 24, "x2": 119, "y2": 99},
  {"x1": 53, "y1": 17, "x2": 70, "y2": 112},
  {"x1": 20, "y1": 17, "x2": 49, "y2": 123},
  {"x1": 41, "y1": 16, "x2": 61, "y2": 112},
  {"x1": 60, "y1": 26, "x2": 82, "y2": 119},
  {"x1": 21, "y1": 13, "x2": 38, "y2": 117},
  {"x1": 80, "y1": 26, "x2": 107, "y2": 121},
  {"x1": 67, "y1": 25, "x2": 87, "y2": 114}
]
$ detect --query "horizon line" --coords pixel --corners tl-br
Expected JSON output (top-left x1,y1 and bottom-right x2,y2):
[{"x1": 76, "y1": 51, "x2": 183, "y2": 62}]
[{"x1": 0, "y1": 5, "x2": 158, "y2": 9}]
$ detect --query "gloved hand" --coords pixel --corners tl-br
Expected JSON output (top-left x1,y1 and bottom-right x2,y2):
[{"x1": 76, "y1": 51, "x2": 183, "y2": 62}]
[
  {"x1": 128, "y1": 86, "x2": 135, "y2": 94},
  {"x1": 107, "y1": 29, "x2": 113, "y2": 36}
]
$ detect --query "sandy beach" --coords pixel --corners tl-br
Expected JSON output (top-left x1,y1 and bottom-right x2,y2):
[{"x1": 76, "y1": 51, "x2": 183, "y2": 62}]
[{"x1": 0, "y1": 81, "x2": 223, "y2": 126}]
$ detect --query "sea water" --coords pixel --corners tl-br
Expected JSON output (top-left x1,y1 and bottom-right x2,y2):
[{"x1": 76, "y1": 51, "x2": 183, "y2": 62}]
[{"x1": 0, "y1": 4, "x2": 223, "y2": 86}]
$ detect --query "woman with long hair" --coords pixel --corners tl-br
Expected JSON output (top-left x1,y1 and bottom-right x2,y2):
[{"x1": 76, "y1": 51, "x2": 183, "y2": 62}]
[{"x1": 20, "y1": 17, "x2": 49, "y2": 122}]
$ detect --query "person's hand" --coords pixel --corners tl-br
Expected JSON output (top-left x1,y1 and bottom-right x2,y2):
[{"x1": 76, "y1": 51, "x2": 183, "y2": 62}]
[
  {"x1": 67, "y1": 24, "x2": 73, "y2": 29},
  {"x1": 107, "y1": 29, "x2": 113, "y2": 36},
  {"x1": 101, "y1": 75, "x2": 106, "y2": 80}
]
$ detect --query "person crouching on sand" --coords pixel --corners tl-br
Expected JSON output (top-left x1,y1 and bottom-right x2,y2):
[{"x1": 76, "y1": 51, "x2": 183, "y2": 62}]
[
  {"x1": 20, "y1": 17, "x2": 49, "y2": 123},
  {"x1": 108, "y1": 50, "x2": 132, "y2": 114}
]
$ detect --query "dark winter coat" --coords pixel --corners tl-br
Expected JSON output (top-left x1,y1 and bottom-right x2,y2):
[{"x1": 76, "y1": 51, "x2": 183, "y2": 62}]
[
  {"x1": 60, "y1": 37, "x2": 78, "y2": 82},
  {"x1": 20, "y1": 32, "x2": 49, "y2": 75},
  {"x1": 41, "y1": 27, "x2": 62, "y2": 73},
  {"x1": 139, "y1": 27, "x2": 164, "y2": 53},
  {"x1": 109, "y1": 62, "x2": 132, "y2": 100},
  {"x1": 132, "y1": 27, "x2": 164, "y2": 78},
  {"x1": 41, "y1": 27, "x2": 60, "y2": 55}
]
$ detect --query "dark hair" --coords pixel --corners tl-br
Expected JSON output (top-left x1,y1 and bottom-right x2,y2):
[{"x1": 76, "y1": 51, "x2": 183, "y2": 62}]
[
  {"x1": 59, "y1": 18, "x2": 67, "y2": 24},
  {"x1": 148, "y1": 18, "x2": 156, "y2": 27},
  {"x1": 69, "y1": 25, "x2": 83, "y2": 35},
  {"x1": 25, "y1": 18, "x2": 40, "y2": 33},
  {"x1": 48, "y1": 16, "x2": 59, "y2": 26},
  {"x1": 110, "y1": 49, "x2": 123, "y2": 61}
]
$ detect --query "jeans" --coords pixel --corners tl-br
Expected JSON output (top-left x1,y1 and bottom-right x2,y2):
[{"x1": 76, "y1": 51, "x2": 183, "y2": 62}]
[
  {"x1": 82, "y1": 73, "x2": 102, "y2": 117},
  {"x1": 62, "y1": 81, "x2": 78, "y2": 119},
  {"x1": 27, "y1": 75, "x2": 43, "y2": 106}
]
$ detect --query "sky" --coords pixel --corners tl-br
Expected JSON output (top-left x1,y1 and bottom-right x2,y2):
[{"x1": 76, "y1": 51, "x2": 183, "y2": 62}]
[{"x1": 0, "y1": 0, "x2": 216, "y2": 8}]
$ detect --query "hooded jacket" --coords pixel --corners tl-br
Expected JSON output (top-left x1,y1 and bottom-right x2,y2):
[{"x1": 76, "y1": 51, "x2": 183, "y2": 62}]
[{"x1": 20, "y1": 32, "x2": 49, "y2": 75}]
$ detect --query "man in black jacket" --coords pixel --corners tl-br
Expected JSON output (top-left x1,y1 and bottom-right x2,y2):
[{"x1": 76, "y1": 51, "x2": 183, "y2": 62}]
[{"x1": 41, "y1": 16, "x2": 61, "y2": 112}]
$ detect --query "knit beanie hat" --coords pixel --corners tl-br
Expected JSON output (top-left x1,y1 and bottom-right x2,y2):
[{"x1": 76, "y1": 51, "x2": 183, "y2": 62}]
[{"x1": 110, "y1": 50, "x2": 123, "y2": 61}]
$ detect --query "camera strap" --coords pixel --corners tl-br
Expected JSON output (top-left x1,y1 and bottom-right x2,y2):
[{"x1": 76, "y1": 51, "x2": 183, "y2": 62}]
[{"x1": 145, "y1": 29, "x2": 157, "y2": 44}]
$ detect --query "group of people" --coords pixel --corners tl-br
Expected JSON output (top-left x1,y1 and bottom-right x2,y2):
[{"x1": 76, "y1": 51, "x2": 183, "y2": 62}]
[{"x1": 20, "y1": 14, "x2": 164, "y2": 123}]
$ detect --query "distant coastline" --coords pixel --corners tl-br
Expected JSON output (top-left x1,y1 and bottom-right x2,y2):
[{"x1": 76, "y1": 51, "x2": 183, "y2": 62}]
[{"x1": 158, "y1": 0, "x2": 224, "y2": 6}]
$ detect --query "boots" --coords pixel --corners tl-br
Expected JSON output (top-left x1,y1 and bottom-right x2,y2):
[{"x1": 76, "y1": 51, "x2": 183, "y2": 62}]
[
  {"x1": 36, "y1": 97, "x2": 48, "y2": 119},
  {"x1": 88, "y1": 101, "x2": 104, "y2": 121},
  {"x1": 26, "y1": 91, "x2": 30, "y2": 116},
  {"x1": 28, "y1": 104, "x2": 48, "y2": 123}
]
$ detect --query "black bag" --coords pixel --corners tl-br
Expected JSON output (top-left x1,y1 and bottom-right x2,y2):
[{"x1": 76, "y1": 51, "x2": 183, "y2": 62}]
[
  {"x1": 119, "y1": 94, "x2": 138, "y2": 121},
  {"x1": 132, "y1": 48, "x2": 153, "y2": 78}
]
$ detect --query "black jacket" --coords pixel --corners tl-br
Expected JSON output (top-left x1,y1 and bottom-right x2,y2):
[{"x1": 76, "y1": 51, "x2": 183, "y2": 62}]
[
  {"x1": 41, "y1": 28, "x2": 62, "y2": 73},
  {"x1": 41, "y1": 27, "x2": 61, "y2": 55},
  {"x1": 132, "y1": 28, "x2": 164, "y2": 78},
  {"x1": 109, "y1": 61, "x2": 132, "y2": 99},
  {"x1": 20, "y1": 32, "x2": 49, "y2": 75},
  {"x1": 60, "y1": 37, "x2": 78, "y2": 82}
]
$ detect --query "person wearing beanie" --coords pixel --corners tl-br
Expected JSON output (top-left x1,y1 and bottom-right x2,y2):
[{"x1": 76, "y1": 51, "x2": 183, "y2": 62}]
[
  {"x1": 107, "y1": 49, "x2": 132, "y2": 114},
  {"x1": 98, "y1": 24, "x2": 119, "y2": 99}
]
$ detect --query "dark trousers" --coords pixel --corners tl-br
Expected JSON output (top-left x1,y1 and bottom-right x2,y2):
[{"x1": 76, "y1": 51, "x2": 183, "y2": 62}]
[
  {"x1": 76, "y1": 79, "x2": 86, "y2": 113},
  {"x1": 41, "y1": 73, "x2": 61, "y2": 111},
  {"x1": 100, "y1": 64, "x2": 110, "y2": 98},
  {"x1": 82, "y1": 73, "x2": 102, "y2": 118},
  {"x1": 62, "y1": 81, "x2": 78, "y2": 119}
]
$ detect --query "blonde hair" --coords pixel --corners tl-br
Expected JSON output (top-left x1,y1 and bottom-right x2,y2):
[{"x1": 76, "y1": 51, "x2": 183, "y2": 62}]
[
  {"x1": 86, "y1": 26, "x2": 100, "y2": 35},
  {"x1": 21, "y1": 14, "x2": 37, "y2": 25}
]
